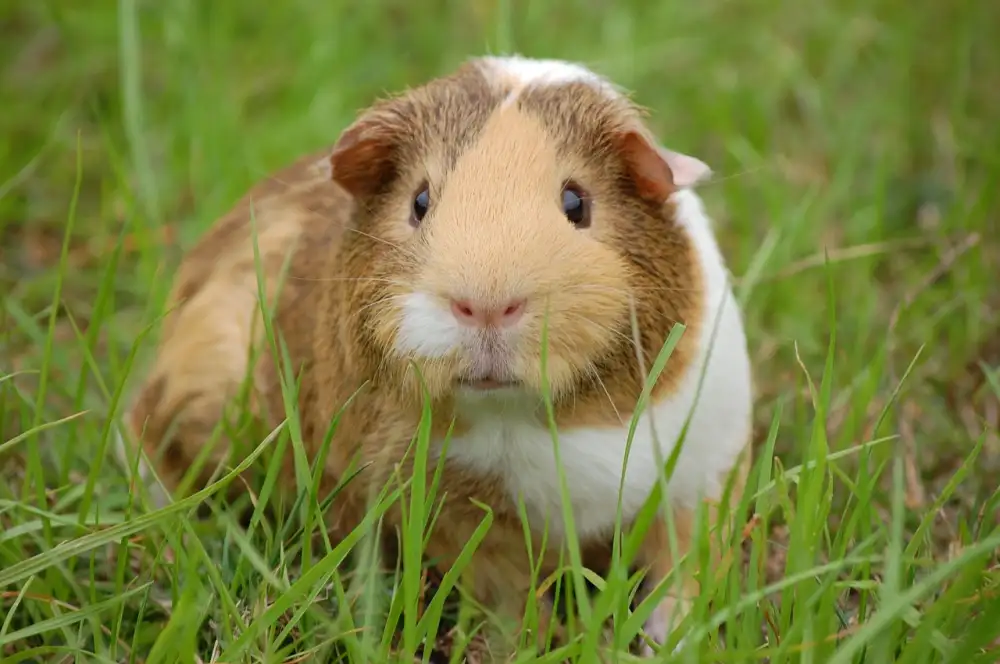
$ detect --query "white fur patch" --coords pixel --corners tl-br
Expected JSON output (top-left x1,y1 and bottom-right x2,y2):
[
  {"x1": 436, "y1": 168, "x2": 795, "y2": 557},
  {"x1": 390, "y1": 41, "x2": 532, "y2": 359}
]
[
  {"x1": 437, "y1": 189, "x2": 753, "y2": 540},
  {"x1": 477, "y1": 55, "x2": 619, "y2": 104},
  {"x1": 395, "y1": 291, "x2": 466, "y2": 358},
  {"x1": 113, "y1": 427, "x2": 171, "y2": 510}
]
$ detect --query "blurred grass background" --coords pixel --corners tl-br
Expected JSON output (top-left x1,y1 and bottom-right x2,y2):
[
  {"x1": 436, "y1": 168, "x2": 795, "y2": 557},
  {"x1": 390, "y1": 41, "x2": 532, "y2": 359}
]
[
  {"x1": 1, "y1": 0, "x2": 999, "y2": 660},
  {"x1": 4, "y1": 0, "x2": 996, "y2": 505}
]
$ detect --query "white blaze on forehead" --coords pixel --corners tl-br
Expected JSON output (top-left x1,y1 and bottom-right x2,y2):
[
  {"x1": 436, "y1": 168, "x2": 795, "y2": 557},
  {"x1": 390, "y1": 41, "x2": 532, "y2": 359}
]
[
  {"x1": 477, "y1": 55, "x2": 621, "y2": 103},
  {"x1": 481, "y1": 55, "x2": 602, "y2": 86}
]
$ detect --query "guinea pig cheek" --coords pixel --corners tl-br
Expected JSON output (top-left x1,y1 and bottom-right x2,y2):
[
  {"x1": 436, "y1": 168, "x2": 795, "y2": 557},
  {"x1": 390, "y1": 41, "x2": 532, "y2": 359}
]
[{"x1": 515, "y1": 241, "x2": 633, "y2": 396}]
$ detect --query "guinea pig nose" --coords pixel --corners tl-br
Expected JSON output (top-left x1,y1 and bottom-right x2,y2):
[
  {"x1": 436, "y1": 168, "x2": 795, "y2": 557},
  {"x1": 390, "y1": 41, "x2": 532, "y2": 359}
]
[{"x1": 449, "y1": 297, "x2": 527, "y2": 328}]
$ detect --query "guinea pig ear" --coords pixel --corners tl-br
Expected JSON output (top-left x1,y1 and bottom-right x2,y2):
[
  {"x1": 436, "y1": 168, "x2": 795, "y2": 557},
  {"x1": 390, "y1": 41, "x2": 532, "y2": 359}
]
[
  {"x1": 328, "y1": 112, "x2": 403, "y2": 199},
  {"x1": 615, "y1": 129, "x2": 712, "y2": 204},
  {"x1": 658, "y1": 146, "x2": 712, "y2": 189}
]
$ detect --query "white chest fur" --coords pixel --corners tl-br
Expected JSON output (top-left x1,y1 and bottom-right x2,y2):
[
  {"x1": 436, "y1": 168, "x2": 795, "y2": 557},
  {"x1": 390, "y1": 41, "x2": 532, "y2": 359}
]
[{"x1": 437, "y1": 190, "x2": 754, "y2": 540}]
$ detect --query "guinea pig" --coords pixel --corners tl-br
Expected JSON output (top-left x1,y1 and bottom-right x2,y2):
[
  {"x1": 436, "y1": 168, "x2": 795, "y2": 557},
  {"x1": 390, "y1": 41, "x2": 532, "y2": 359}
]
[{"x1": 115, "y1": 54, "x2": 754, "y2": 657}]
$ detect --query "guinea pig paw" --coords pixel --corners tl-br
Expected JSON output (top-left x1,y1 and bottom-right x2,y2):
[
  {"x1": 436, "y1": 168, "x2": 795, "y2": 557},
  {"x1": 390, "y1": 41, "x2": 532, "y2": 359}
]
[
  {"x1": 638, "y1": 603, "x2": 685, "y2": 657},
  {"x1": 113, "y1": 428, "x2": 171, "y2": 511}
]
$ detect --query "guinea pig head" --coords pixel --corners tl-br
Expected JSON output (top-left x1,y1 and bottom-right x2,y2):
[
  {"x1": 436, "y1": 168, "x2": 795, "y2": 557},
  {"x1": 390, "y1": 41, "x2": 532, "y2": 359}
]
[{"x1": 329, "y1": 57, "x2": 711, "y2": 410}]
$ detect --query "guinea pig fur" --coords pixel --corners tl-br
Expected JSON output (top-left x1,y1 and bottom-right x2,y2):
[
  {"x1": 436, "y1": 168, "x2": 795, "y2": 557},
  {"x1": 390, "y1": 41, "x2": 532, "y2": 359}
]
[{"x1": 116, "y1": 54, "x2": 754, "y2": 657}]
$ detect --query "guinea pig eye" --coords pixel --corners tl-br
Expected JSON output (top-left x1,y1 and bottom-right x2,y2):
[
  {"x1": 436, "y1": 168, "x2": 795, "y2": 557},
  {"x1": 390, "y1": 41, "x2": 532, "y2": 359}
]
[
  {"x1": 561, "y1": 182, "x2": 591, "y2": 228},
  {"x1": 410, "y1": 185, "x2": 430, "y2": 227}
]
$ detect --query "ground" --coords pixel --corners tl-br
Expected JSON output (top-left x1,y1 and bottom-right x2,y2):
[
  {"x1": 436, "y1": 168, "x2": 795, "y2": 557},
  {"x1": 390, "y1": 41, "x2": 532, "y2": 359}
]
[{"x1": 1, "y1": 0, "x2": 999, "y2": 662}]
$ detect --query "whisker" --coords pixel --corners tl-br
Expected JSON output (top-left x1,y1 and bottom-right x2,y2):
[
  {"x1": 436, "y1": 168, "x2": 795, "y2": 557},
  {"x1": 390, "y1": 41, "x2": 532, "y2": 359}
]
[
  {"x1": 585, "y1": 363, "x2": 623, "y2": 425},
  {"x1": 696, "y1": 164, "x2": 773, "y2": 188},
  {"x1": 242, "y1": 174, "x2": 422, "y2": 262},
  {"x1": 563, "y1": 283, "x2": 703, "y2": 296},
  {"x1": 343, "y1": 227, "x2": 420, "y2": 262},
  {"x1": 536, "y1": 337, "x2": 620, "y2": 420},
  {"x1": 338, "y1": 294, "x2": 405, "y2": 334},
  {"x1": 288, "y1": 275, "x2": 414, "y2": 290},
  {"x1": 559, "y1": 311, "x2": 668, "y2": 352},
  {"x1": 354, "y1": 294, "x2": 405, "y2": 319}
]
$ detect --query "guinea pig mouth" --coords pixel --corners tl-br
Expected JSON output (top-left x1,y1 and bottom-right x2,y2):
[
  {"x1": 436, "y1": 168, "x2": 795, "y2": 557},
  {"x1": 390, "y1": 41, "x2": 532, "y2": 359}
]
[
  {"x1": 456, "y1": 376, "x2": 521, "y2": 391},
  {"x1": 456, "y1": 342, "x2": 521, "y2": 391}
]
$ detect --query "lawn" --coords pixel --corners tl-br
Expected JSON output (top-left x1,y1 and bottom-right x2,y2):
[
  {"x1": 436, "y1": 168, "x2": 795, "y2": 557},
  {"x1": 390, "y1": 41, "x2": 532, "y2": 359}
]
[{"x1": 2, "y1": 0, "x2": 999, "y2": 662}]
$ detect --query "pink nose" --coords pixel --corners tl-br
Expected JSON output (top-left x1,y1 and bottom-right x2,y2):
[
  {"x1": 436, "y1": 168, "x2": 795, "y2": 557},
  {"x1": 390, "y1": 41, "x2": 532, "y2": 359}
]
[{"x1": 450, "y1": 297, "x2": 527, "y2": 328}]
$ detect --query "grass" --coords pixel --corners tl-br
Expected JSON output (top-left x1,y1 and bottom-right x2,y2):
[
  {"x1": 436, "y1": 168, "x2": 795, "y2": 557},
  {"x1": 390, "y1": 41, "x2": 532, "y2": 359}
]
[{"x1": 2, "y1": 0, "x2": 1000, "y2": 661}]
